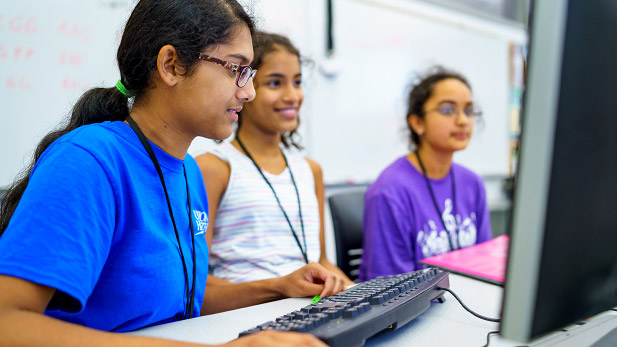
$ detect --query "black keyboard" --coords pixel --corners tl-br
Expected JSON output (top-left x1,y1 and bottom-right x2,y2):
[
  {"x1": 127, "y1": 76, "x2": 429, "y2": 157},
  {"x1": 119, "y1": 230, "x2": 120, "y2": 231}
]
[{"x1": 239, "y1": 268, "x2": 450, "y2": 347}]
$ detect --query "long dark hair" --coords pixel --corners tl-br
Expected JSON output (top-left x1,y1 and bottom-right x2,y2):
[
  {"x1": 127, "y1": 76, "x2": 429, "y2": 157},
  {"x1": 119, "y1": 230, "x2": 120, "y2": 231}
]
[
  {"x1": 0, "y1": 0, "x2": 255, "y2": 236},
  {"x1": 405, "y1": 66, "x2": 472, "y2": 148},
  {"x1": 237, "y1": 31, "x2": 303, "y2": 149}
]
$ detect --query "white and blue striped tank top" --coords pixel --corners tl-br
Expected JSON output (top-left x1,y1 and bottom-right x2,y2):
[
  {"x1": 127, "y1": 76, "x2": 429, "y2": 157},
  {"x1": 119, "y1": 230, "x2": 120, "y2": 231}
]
[{"x1": 208, "y1": 141, "x2": 321, "y2": 283}]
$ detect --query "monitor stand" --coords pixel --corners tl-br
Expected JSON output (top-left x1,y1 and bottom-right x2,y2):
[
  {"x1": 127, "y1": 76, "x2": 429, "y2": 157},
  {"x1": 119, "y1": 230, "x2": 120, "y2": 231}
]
[{"x1": 532, "y1": 314, "x2": 617, "y2": 347}]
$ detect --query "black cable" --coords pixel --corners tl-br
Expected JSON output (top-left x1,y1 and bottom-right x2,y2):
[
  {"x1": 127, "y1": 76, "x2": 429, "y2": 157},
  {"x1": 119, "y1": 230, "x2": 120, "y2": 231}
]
[
  {"x1": 481, "y1": 330, "x2": 500, "y2": 347},
  {"x1": 481, "y1": 330, "x2": 531, "y2": 347},
  {"x1": 436, "y1": 286, "x2": 501, "y2": 322}
]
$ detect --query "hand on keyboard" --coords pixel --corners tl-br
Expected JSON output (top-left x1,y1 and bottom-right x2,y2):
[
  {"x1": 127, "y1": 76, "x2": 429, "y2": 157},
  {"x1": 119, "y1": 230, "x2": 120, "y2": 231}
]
[
  {"x1": 227, "y1": 330, "x2": 327, "y2": 347},
  {"x1": 241, "y1": 268, "x2": 450, "y2": 347},
  {"x1": 273, "y1": 262, "x2": 346, "y2": 299}
]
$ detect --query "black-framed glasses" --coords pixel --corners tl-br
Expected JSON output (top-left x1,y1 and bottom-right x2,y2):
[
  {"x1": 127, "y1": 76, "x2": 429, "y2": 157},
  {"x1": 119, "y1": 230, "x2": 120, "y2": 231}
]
[
  {"x1": 425, "y1": 102, "x2": 482, "y2": 118},
  {"x1": 198, "y1": 53, "x2": 257, "y2": 88}
]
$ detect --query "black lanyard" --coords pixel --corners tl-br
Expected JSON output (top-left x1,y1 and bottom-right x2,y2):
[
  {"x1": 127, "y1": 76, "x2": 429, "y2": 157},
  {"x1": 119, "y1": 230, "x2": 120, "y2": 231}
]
[
  {"x1": 415, "y1": 151, "x2": 459, "y2": 251},
  {"x1": 126, "y1": 116, "x2": 196, "y2": 319},
  {"x1": 235, "y1": 137, "x2": 309, "y2": 264}
]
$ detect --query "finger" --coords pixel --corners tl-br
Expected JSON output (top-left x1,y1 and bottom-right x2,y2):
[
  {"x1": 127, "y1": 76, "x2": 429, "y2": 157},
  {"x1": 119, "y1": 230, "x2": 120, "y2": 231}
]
[
  {"x1": 325, "y1": 276, "x2": 344, "y2": 297},
  {"x1": 331, "y1": 275, "x2": 345, "y2": 295},
  {"x1": 302, "y1": 263, "x2": 328, "y2": 283},
  {"x1": 319, "y1": 272, "x2": 337, "y2": 298},
  {"x1": 302, "y1": 281, "x2": 326, "y2": 297},
  {"x1": 290, "y1": 271, "x2": 326, "y2": 297},
  {"x1": 335, "y1": 276, "x2": 345, "y2": 294}
]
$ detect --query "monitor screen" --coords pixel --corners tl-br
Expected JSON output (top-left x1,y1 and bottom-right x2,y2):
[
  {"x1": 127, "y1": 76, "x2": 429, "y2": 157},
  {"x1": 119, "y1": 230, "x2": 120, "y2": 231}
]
[{"x1": 500, "y1": 0, "x2": 617, "y2": 343}]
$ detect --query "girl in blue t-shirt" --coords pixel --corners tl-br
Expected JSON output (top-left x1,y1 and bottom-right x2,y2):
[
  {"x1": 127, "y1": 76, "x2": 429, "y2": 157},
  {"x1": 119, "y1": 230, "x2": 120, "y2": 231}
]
[
  {"x1": 359, "y1": 67, "x2": 492, "y2": 281},
  {"x1": 0, "y1": 1, "x2": 331, "y2": 346}
]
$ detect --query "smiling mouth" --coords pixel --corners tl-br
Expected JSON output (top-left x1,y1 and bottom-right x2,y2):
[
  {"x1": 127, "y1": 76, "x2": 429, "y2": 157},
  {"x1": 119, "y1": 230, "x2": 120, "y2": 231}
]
[
  {"x1": 227, "y1": 109, "x2": 240, "y2": 121},
  {"x1": 275, "y1": 107, "x2": 298, "y2": 118}
]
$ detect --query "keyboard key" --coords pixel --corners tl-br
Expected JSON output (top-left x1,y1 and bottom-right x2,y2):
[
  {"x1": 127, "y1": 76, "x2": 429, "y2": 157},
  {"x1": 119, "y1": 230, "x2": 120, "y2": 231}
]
[
  {"x1": 370, "y1": 295, "x2": 385, "y2": 305},
  {"x1": 239, "y1": 328, "x2": 260, "y2": 337},
  {"x1": 343, "y1": 308, "x2": 359, "y2": 318},
  {"x1": 293, "y1": 311, "x2": 309, "y2": 320}
]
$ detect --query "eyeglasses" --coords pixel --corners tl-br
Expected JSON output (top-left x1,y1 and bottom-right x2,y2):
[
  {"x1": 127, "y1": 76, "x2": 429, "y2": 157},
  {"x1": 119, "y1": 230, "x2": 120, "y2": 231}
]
[
  {"x1": 425, "y1": 102, "x2": 482, "y2": 118},
  {"x1": 198, "y1": 53, "x2": 257, "y2": 88}
]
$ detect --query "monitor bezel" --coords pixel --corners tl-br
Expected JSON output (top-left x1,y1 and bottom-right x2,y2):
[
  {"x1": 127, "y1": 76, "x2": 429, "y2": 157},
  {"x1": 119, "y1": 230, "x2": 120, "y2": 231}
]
[{"x1": 499, "y1": 0, "x2": 568, "y2": 341}]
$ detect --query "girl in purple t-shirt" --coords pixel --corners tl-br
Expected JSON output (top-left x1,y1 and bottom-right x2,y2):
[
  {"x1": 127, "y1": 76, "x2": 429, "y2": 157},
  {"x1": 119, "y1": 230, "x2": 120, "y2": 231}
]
[{"x1": 359, "y1": 67, "x2": 492, "y2": 281}]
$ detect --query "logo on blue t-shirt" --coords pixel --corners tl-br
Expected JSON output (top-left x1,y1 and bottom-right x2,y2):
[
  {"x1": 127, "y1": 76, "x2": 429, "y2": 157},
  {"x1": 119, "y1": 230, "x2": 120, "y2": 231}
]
[{"x1": 192, "y1": 210, "x2": 208, "y2": 235}]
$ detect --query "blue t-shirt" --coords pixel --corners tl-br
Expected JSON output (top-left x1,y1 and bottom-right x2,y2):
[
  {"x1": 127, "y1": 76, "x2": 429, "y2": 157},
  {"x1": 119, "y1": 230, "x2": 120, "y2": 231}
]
[{"x1": 0, "y1": 121, "x2": 209, "y2": 332}]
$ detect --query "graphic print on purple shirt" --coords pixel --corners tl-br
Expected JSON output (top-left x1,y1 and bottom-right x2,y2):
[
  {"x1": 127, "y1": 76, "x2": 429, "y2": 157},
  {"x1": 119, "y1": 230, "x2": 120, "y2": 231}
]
[
  {"x1": 359, "y1": 156, "x2": 491, "y2": 281},
  {"x1": 416, "y1": 197, "x2": 479, "y2": 258}
]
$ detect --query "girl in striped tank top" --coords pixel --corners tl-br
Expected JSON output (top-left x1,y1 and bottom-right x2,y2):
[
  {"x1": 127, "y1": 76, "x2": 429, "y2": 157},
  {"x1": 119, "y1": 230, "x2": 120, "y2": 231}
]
[{"x1": 196, "y1": 32, "x2": 354, "y2": 313}]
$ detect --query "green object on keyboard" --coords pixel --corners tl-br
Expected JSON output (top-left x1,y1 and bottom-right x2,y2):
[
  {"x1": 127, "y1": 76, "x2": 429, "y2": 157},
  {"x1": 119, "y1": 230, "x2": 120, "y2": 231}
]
[{"x1": 312, "y1": 295, "x2": 321, "y2": 303}]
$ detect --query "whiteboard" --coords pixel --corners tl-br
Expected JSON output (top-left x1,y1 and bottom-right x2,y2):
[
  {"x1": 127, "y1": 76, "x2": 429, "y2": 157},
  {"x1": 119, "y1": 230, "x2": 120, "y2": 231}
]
[
  {"x1": 0, "y1": 0, "x2": 526, "y2": 187},
  {"x1": 0, "y1": 0, "x2": 133, "y2": 187}
]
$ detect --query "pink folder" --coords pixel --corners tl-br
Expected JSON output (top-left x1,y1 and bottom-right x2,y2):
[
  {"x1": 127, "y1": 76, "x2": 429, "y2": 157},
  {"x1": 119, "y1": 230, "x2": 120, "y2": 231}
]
[{"x1": 420, "y1": 235, "x2": 509, "y2": 286}]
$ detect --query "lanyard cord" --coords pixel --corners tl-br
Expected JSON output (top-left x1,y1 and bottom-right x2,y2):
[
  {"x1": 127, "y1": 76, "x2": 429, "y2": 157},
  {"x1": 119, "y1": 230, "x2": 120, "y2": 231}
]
[
  {"x1": 235, "y1": 137, "x2": 309, "y2": 264},
  {"x1": 415, "y1": 151, "x2": 459, "y2": 251},
  {"x1": 126, "y1": 116, "x2": 197, "y2": 319}
]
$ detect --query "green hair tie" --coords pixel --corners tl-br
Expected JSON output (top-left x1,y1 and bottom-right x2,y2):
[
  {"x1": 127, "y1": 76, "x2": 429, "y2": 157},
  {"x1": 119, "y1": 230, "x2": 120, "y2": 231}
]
[{"x1": 115, "y1": 80, "x2": 130, "y2": 97}]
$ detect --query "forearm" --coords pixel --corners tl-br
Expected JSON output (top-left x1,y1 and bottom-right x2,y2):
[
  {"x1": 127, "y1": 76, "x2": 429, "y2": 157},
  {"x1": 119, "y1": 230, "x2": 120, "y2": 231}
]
[
  {"x1": 201, "y1": 277, "x2": 284, "y2": 315},
  {"x1": 0, "y1": 309, "x2": 206, "y2": 347}
]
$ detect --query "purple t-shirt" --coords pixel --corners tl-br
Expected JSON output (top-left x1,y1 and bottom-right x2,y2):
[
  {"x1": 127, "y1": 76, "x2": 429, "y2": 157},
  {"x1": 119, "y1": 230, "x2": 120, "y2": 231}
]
[{"x1": 358, "y1": 156, "x2": 492, "y2": 281}]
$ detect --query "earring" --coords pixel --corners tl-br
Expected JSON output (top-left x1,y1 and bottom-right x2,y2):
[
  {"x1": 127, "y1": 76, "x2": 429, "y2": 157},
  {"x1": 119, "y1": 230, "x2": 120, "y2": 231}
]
[{"x1": 417, "y1": 130, "x2": 424, "y2": 136}]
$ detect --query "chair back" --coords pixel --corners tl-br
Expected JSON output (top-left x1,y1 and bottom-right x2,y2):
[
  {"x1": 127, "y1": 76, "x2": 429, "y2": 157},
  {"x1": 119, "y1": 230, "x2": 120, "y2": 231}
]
[{"x1": 328, "y1": 188, "x2": 366, "y2": 281}]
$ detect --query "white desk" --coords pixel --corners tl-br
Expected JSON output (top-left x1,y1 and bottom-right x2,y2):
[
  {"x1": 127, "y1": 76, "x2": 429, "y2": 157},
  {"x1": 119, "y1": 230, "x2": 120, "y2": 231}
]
[
  {"x1": 130, "y1": 273, "x2": 617, "y2": 346},
  {"x1": 130, "y1": 274, "x2": 520, "y2": 346}
]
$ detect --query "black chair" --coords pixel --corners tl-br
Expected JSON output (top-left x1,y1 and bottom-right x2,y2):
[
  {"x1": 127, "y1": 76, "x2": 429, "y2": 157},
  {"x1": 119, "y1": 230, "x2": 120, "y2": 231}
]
[{"x1": 328, "y1": 188, "x2": 366, "y2": 282}]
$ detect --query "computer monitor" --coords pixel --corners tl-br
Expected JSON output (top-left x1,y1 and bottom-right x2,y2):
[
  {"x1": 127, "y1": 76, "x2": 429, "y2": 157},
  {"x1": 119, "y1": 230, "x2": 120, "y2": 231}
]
[{"x1": 500, "y1": 0, "x2": 617, "y2": 344}]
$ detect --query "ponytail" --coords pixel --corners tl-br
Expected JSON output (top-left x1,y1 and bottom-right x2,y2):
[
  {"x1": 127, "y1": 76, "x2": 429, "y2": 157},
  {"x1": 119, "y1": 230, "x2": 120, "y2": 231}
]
[{"x1": 0, "y1": 87, "x2": 129, "y2": 236}]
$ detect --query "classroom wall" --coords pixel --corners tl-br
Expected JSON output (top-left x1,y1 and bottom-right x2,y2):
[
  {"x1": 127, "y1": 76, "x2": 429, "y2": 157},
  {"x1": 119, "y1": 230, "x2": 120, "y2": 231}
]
[
  {"x1": 193, "y1": 0, "x2": 528, "y2": 184},
  {"x1": 0, "y1": 0, "x2": 527, "y2": 188}
]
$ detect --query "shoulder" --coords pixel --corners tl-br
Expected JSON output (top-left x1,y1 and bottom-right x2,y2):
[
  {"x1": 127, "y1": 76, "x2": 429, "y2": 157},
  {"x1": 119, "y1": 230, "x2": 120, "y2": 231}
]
[
  {"x1": 196, "y1": 142, "x2": 236, "y2": 170},
  {"x1": 210, "y1": 141, "x2": 235, "y2": 157},
  {"x1": 38, "y1": 122, "x2": 131, "y2": 169},
  {"x1": 281, "y1": 146, "x2": 317, "y2": 178},
  {"x1": 452, "y1": 163, "x2": 487, "y2": 200},
  {"x1": 67, "y1": 121, "x2": 127, "y2": 142},
  {"x1": 53, "y1": 121, "x2": 139, "y2": 159},
  {"x1": 452, "y1": 163, "x2": 484, "y2": 185},
  {"x1": 57, "y1": 122, "x2": 107, "y2": 144},
  {"x1": 366, "y1": 156, "x2": 419, "y2": 200},
  {"x1": 374, "y1": 156, "x2": 418, "y2": 185},
  {"x1": 194, "y1": 151, "x2": 231, "y2": 183},
  {"x1": 304, "y1": 156, "x2": 323, "y2": 179}
]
